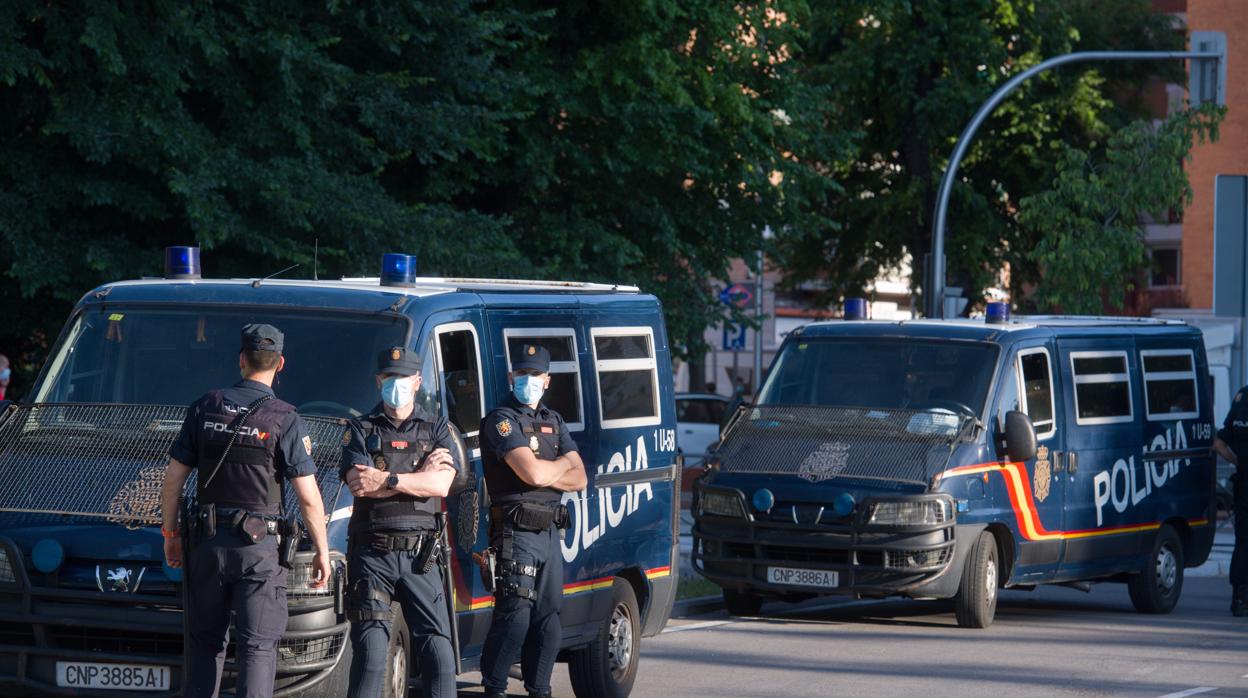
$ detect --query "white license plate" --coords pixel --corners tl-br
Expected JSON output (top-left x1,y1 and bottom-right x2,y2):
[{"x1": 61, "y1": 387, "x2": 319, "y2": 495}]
[
  {"x1": 56, "y1": 661, "x2": 170, "y2": 691},
  {"x1": 768, "y1": 566, "x2": 838, "y2": 588}
]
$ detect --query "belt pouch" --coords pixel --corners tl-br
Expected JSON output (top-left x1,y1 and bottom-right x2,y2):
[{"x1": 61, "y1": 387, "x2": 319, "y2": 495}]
[
  {"x1": 197, "y1": 504, "x2": 217, "y2": 540},
  {"x1": 240, "y1": 514, "x2": 268, "y2": 544},
  {"x1": 510, "y1": 503, "x2": 555, "y2": 531}
]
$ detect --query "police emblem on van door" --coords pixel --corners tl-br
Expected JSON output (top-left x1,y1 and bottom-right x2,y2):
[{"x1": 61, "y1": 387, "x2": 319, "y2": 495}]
[
  {"x1": 798, "y1": 442, "x2": 851, "y2": 482},
  {"x1": 1034, "y1": 445, "x2": 1051, "y2": 502}
]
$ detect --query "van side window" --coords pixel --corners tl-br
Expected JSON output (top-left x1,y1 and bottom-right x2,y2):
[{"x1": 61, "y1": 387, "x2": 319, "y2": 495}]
[
  {"x1": 1018, "y1": 349, "x2": 1056, "y2": 438},
  {"x1": 1140, "y1": 349, "x2": 1198, "y2": 421},
  {"x1": 436, "y1": 325, "x2": 484, "y2": 445},
  {"x1": 504, "y1": 329, "x2": 584, "y2": 430},
  {"x1": 591, "y1": 327, "x2": 661, "y2": 428},
  {"x1": 1071, "y1": 351, "x2": 1133, "y2": 425}
]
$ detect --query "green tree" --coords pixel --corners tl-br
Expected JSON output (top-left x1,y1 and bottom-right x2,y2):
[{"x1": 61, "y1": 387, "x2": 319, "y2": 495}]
[
  {"x1": 776, "y1": 0, "x2": 1188, "y2": 312},
  {"x1": 1020, "y1": 105, "x2": 1223, "y2": 313}
]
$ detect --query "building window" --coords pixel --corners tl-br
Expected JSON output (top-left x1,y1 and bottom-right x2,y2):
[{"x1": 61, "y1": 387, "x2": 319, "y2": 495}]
[{"x1": 1149, "y1": 247, "x2": 1181, "y2": 288}]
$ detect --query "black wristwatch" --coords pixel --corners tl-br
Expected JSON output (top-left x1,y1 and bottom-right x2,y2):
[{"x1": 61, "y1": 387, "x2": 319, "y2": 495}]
[{"x1": 385, "y1": 472, "x2": 399, "y2": 490}]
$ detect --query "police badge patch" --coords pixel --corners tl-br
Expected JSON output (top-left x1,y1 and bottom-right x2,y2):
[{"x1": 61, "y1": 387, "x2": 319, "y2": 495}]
[
  {"x1": 530, "y1": 435, "x2": 540, "y2": 453},
  {"x1": 303, "y1": 435, "x2": 313, "y2": 456},
  {"x1": 391, "y1": 347, "x2": 402, "y2": 361},
  {"x1": 341, "y1": 429, "x2": 352, "y2": 446},
  {"x1": 496, "y1": 419, "x2": 513, "y2": 437},
  {"x1": 1034, "y1": 445, "x2": 1051, "y2": 502}
]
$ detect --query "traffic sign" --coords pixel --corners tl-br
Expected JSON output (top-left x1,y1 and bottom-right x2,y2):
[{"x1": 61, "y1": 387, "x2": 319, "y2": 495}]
[
  {"x1": 722, "y1": 324, "x2": 747, "y2": 351},
  {"x1": 719, "y1": 283, "x2": 753, "y2": 309}
]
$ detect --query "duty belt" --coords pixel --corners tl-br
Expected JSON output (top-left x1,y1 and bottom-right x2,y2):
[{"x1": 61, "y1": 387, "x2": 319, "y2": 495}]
[
  {"x1": 216, "y1": 507, "x2": 281, "y2": 535},
  {"x1": 351, "y1": 531, "x2": 432, "y2": 552}
]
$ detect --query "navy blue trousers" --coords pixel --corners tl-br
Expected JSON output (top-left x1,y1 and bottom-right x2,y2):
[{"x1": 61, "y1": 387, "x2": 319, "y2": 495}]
[
  {"x1": 1233, "y1": 475, "x2": 1247, "y2": 586},
  {"x1": 185, "y1": 533, "x2": 287, "y2": 698},
  {"x1": 346, "y1": 542, "x2": 455, "y2": 698},
  {"x1": 479, "y1": 525, "x2": 563, "y2": 695}
]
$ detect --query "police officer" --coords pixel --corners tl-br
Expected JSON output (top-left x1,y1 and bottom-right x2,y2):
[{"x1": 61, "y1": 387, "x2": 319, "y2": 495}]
[
  {"x1": 479, "y1": 344, "x2": 587, "y2": 698},
  {"x1": 160, "y1": 324, "x2": 332, "y2": 698},
  {"x1": 1212, "y1": 387, "x2": 1248, "y2": 617},
  {"x1": 340, "y1": 346, "x2": 461, "y2": 698}
]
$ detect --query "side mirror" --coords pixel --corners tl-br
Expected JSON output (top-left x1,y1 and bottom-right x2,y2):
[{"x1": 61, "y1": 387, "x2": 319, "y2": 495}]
[{"x1": 1003, "y1": 410, "x2": 1037, "y2": 462}]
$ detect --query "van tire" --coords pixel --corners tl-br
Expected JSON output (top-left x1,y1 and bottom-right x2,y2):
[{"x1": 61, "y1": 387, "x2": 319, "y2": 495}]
[
  {"x1": 384, "y1": 602, "x2": 409, "y2": 698},
  {"x1": 722, "y1": 589, "x2": 764, "y2": 617},
  {"x1": 569, "y1": 578, "x2": 641, "y2": 698},
  {"x1": 954, "y1": 531, "x2": 998, "y2": 629},
  {"x1": 1128, "y1": 524, "x2": 1184, "y2": 614}
]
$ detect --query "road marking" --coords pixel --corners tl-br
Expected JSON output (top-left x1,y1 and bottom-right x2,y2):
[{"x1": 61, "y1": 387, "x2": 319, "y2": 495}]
[
  {"x1": 1156, "y1": 688, "x2": 1216, "y2": 698},
  {"x1": 662, "y1": 619, "x2": 735, "y2": 634}
]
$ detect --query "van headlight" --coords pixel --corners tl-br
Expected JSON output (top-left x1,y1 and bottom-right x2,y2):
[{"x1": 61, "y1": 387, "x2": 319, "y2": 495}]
[
  {"x1": 287, "y1": 552, "x2": 344, "y2": 596},
  {"x1": 869, "y1": 499, "x2": 951, "y2": 526},
  {"x1": 699, "y1": 489, "x2": 746, "y2": 519}
]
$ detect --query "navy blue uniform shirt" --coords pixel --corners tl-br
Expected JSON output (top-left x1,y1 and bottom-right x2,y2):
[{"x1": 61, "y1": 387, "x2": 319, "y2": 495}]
[
  {"x1": 338, "y1": 404, "x2": 462, "y2": 480},
  {"x1": 480, "y1": 397, "x2": 578, "y2": 501},
  {"x1": 170, "y1": 379, "x2": 317, "y2": 480}
]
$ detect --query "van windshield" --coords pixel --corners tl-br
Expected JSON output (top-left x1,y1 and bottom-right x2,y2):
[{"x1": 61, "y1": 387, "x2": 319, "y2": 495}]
[
  {"x1": 756, "y1": 338, "x2": 998, "y2": 416},
  {"x1": 33, "y1": 305, "x2": 409, "y2": 418}
]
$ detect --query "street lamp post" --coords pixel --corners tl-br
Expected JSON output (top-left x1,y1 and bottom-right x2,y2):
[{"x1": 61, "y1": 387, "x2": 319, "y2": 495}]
[{"x1": 926, "y1": 34, "x2": 1226, "y2": 318}]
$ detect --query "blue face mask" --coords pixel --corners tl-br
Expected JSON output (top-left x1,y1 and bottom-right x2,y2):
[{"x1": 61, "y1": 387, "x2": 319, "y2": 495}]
[
  {"x1": 512, "y1": 374, "x2": 545, "y2": 405},
  {"x1": 380, "y1": 376, "x2": 415, "y2": 409},
  {"x1": 0, "y1": 368, "x2": 9, "y2": 381}
]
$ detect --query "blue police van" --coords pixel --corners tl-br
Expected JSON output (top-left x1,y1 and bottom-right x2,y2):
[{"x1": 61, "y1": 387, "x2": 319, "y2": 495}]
[
  {"x1": 0, "y1": 250, "x2": 679, "y2": 695},
  {"x1": 693, "y1": 306, "x2": 1216, "y2": 628}
]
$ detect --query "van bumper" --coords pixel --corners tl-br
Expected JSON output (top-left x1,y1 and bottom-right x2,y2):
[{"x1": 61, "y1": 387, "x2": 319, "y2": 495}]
[
  {"x1": 0, "y1": 540, "x2": 347, "y2": 697},
  {"x1": 692, "y1": 490, "x2": 971, "y2": 600}
]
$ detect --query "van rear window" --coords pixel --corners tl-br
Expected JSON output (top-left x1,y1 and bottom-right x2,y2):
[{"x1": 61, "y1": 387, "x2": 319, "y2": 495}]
[
  {"x1": 1071, "y1": 351, "x2": 1132, "y2": 424},
  {"x1": 1141, "y1": 350, "x2": 1198, "y2": 420}
]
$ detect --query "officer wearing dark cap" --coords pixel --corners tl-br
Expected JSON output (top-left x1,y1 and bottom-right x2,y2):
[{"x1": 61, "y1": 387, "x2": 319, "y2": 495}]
[
  {"x1": 160, "y1": 323, "x2": 331, "y2": 698},
  {"x1": 340, "y1": 346, "x2": 461, "y2": 698},
  {"x1": 479, "y1": 344, "x2": 586, "y2": 698}
]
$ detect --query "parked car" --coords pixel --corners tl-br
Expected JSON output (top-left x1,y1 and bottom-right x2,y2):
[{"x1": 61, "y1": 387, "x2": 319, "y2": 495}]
[{"x1": 675, "y1": 393, "x2": 730, "y2": 466}]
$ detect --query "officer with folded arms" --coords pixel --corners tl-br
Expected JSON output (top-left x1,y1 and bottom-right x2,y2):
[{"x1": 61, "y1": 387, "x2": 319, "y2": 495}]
[
  {"x1": 479, "y1": 344, "x2": 587, "y2": 698},
  {"x1": 340, "y1": 346, "x2": 461, "y2": 698},
  {"x1": 160, "y1": 323, "x2": 331, "y2": 698}
]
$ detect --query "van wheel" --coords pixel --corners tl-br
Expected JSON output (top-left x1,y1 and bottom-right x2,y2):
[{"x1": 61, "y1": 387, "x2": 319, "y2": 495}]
[
  {"x1": 954, "y1": 531, "x2": 998, "y2": 629},
  {"x1": 569, "y1": 578, "x2": 640, "y2": 698},
  {"x1": 722, "y1": 589, "x2": 763, "y2": 617},
  {"x1": 384, "y1": 602, "x2": 409, "y2": 698},
  {"x1": 1128, "y1": 524, "x2": 1184, "y2": 614}
]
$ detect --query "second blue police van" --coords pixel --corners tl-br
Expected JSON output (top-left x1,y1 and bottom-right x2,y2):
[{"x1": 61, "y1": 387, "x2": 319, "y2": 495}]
[
  {"x1": 0, "y1": 250, "x2": 679, "y2": 696},
  {"x1": 693, "y1": 308, "x2": 1215, "y2": 627}
]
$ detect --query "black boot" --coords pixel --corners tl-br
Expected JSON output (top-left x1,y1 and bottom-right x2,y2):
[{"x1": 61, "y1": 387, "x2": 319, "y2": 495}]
[{"x1": 1233, "y1": 585, "x2": 1248, "y2": 617}]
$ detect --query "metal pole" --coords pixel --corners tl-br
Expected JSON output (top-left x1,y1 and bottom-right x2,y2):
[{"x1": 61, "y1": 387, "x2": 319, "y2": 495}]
[
  {"x1": 753, "y1": 245, "x2": 764, "y2": 397},
  {"x1": 928, "y1": 49, "x2": 1222, "y2": 318}
]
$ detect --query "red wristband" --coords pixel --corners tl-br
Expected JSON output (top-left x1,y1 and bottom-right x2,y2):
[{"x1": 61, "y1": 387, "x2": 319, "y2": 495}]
[{"x1": 161, "y1": 527, "x2": 179, "y2": 539}]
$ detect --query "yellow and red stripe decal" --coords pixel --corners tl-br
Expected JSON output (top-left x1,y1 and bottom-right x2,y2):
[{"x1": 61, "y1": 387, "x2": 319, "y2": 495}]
[
  {"x1": 453, "y1": 566, "x2": 672, "y2": 612},
  {"x1": 936, "y1": 461, "x2": 1208, "y2": 541}
]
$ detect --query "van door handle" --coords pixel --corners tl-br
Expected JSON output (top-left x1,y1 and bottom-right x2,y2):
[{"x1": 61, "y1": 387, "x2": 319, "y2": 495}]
[
  {"x1": 1052, "y1": 451, "x2": 1065, "y2": 473},
  {"x1": 1067, "y1": 452, "x2": 1078, "y2": 475}
]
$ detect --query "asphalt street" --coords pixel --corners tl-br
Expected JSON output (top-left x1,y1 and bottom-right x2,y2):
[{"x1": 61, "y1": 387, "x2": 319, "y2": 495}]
[{"x1": 456, "y1": 574, "x2": 1248, "y2": 698}]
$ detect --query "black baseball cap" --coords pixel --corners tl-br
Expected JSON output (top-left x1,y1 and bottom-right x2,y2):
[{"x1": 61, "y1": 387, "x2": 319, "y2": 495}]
[
  {"x1": 241, "y1": 323, "x2": 283, "y2": 353},
  {"x1": 377, "y1": 346, "x2": 422, "y2": 376},
  {"x1": 511, "y1": 344, "x2": 550, "y2": 373}
]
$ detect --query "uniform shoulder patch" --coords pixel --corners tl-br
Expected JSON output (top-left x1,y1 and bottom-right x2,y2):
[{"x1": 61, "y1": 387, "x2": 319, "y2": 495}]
[
  {"x1": 340, "y1": 428, "x2": 352, "y2": 446},
  {"x1": 303, "y1": 435, "x2": 314, "y2": 456},
  {"x1": 496, "y1": 418, "x2": 513, "y2": 437},
  {"x1": 1237, "y1": 391, "x2": 1244, "y2": 403}
]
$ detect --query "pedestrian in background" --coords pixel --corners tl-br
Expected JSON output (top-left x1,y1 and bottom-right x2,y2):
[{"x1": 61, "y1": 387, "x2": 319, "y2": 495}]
[{"x1": 0, "y1": 354, "x2": 10, "y2": 400}]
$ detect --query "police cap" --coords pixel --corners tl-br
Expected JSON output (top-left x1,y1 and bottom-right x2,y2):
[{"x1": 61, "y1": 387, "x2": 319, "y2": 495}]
[
  {"x1": 377, "y1": 346, "x2": 422, "y2": 377},
  {"x1": 511, "y1": 343, "x2": 550, "y2": 373},
  {"x1": 241, "y1": 323, "x2": 283, "y2": 353}
]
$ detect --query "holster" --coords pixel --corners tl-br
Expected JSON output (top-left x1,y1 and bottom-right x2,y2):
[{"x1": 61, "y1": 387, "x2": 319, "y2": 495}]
[
  {"x1": 413, "y1": 533, "x2": 440, "y2": 575},
  {"x1": 279, "y1": 515, "x2": 303, "y2": 569},
  {"x1": 473, "y1": 547, "x2": 497, "y2": 593}
]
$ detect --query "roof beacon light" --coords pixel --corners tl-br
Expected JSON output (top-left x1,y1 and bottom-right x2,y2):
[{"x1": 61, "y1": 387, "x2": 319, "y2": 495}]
[
  {"x1": 380, "y1": 253, "x2": 418, "y2": 287},
  {"x1": 986, "y1": 301, "x2": 1011, "y2": 324},
  {"x1": 844, "y1": 297, "x2": 869, "y2": 321},
  {"x1": 164, "y1": 246, "x2": 201, "y2": 279}
]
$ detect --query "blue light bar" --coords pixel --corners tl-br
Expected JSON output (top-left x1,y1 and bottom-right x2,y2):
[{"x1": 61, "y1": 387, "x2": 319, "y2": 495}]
[
  {"x1": 164, "y1": 246, "x2": 201, "y2": 279},
  {"x1": 986, "y1": 301, "x2": 1011, "y2": 324},
  {"x1": 380, "y1": 253, "x2": 418, "y2": 287},
  {"x1": 844, "y1": 297, "x2": 869, "y2": 320}
]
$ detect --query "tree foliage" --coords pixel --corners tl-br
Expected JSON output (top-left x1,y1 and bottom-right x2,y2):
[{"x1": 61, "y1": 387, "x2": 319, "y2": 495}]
[{"x1": 1020, "y1": 105, "x2": 1223, "y2": 313}]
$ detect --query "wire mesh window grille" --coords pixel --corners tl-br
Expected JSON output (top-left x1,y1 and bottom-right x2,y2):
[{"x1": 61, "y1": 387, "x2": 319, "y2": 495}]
[
  {"x1": 0, "y1": 404, "x2": 349, "y2": 527},
  {"x1": 715, "y1": 405, "x2": 970, "y2": 487}
]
